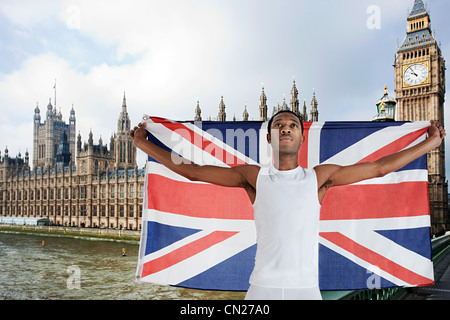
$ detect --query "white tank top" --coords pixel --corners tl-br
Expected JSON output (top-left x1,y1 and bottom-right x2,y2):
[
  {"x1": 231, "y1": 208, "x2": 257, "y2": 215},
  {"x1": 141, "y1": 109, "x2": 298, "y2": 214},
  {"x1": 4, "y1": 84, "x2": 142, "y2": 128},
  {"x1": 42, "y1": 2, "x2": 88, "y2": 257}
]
[{"x1": 250, "y1": 165, "x2": 321, "y2": 288}]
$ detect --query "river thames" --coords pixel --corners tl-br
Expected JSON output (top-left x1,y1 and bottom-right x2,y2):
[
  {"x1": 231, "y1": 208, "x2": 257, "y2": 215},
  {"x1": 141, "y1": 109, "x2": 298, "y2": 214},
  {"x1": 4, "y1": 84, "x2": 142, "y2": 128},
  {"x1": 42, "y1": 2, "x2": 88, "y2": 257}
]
[{"x1": 0, "y1": 231, "x2": 245, "y2": 300}]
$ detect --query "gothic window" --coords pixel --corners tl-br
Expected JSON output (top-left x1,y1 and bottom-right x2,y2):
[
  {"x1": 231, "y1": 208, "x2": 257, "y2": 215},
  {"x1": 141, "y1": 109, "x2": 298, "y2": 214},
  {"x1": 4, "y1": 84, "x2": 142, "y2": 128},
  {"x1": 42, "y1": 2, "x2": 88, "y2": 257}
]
[
  {"x1": 129, "y1": 184, "x2": 134, "y2": 197},
  {"x1": 80, "y1": 205, "x2": 86, "y2": 216},
  {"x1": 129, "y1": 205, "x2": 134, "y2": 217},
  {"x1": 120, "y1": 142, "x2": 126, "y2": 163},
  {"x1": 128, "y1": 142, "x2": 133, "y2": 163}
]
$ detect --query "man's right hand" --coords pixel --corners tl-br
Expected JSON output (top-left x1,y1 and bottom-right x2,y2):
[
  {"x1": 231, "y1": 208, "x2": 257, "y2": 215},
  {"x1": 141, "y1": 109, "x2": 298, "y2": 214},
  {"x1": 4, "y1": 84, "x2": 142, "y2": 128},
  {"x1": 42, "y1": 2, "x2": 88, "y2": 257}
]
[{"x1": 130, "y1": 122, "x2": 148, "y2": 147}]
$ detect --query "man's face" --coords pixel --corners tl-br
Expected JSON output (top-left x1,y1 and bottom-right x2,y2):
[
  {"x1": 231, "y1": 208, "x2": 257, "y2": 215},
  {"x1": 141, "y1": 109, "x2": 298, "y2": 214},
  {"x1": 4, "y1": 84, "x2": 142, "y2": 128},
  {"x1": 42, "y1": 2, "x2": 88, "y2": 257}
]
[{"x1": 267, "y1": 112, "x2": 304, "y2": 156}]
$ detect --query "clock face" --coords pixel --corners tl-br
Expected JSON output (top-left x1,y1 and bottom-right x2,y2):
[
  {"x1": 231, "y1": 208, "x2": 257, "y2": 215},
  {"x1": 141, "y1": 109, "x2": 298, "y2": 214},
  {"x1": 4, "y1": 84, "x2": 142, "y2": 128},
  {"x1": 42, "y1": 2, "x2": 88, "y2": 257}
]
[{"x1": 404, "y1": 64, "x2": 428, "y2": 86}]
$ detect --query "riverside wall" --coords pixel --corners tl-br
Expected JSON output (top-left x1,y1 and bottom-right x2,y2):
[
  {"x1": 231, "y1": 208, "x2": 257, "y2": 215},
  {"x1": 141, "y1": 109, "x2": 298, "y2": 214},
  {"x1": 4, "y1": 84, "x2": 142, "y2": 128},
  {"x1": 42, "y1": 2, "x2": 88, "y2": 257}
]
[{"x1": 0, "y1": 224, "x2": 141, "y2": 241}]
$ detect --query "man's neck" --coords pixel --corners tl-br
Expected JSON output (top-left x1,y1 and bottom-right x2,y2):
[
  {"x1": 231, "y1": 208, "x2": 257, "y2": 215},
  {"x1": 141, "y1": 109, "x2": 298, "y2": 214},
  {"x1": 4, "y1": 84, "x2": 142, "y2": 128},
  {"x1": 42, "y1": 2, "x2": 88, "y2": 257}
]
[{"x1": 273, "y1": 154, "x2": 299, "y2": 171}]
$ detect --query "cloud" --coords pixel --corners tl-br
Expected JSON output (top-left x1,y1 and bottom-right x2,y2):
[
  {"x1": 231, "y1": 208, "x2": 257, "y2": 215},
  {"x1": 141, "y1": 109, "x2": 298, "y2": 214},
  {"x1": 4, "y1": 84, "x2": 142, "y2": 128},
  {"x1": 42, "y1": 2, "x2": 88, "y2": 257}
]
[
  {"x1": 0, "y1": 0, "x2": 234, "y2": 167},
  {"x1": 0, "y1": 0, "x2": 58, "y2": 28}
]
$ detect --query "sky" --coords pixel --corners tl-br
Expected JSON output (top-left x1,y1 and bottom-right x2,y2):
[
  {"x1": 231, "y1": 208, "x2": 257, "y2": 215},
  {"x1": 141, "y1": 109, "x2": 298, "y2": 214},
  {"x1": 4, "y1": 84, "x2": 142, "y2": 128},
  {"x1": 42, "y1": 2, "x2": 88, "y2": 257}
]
[{"x1": 0, "y1": 0, "x2": 449, "y2": 170}]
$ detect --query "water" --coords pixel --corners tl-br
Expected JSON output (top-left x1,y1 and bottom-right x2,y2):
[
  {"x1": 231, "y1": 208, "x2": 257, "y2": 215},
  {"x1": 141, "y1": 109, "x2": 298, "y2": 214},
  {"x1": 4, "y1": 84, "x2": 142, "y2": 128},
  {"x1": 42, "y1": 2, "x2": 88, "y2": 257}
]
[{"x1": 0, "y1": 232, "x2": 245, "y2": 300}]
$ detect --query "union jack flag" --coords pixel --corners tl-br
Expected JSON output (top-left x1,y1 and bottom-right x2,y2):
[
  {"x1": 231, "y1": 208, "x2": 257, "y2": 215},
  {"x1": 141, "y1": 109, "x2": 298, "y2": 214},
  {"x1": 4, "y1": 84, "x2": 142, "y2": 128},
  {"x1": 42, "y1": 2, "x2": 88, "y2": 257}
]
[{"x1": 136, "y1": 116, "x2": 434, "y2": 291}]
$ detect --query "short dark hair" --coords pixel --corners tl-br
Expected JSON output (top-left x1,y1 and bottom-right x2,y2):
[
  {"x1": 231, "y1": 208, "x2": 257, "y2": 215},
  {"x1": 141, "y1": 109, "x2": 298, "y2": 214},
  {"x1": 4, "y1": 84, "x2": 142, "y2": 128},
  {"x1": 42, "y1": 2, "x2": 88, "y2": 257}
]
[{"x1": 267, "y1": 110, "x2": 304, "y2": 134}]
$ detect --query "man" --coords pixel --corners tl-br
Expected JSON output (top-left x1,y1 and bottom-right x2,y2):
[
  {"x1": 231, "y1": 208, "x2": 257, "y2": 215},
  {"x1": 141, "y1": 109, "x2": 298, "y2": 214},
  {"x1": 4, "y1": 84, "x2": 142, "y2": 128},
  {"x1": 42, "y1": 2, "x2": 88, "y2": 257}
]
[{"x1": 130, "y1": 110, "x2": 446, "y2": 300}]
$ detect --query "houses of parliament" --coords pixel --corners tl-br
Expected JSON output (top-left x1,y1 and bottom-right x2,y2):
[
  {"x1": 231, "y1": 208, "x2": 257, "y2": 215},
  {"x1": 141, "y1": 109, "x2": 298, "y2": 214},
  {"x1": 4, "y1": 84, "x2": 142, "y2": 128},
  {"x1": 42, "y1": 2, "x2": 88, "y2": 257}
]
[
  {"x1": 0, "y1": 0, "x2": 448, "y2": 234},
  {"x1": 0, "y1": 94, "x2": 146, "y2": 230}
]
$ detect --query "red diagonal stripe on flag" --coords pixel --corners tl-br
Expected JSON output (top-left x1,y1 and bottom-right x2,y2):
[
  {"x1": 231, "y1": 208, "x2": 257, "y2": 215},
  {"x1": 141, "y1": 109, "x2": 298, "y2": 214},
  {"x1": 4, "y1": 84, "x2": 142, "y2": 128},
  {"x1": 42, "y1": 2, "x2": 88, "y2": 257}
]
[
  {"x1": 298, "y1": 122, "x2": 312, "y2": 168},
  {"x1": 147, "y1": 174, "x2": 254, "y2": 220},
  {"x1": 358, "y1": 127, "x2": 428, "y2": 163},
  {"x1": 320, "y1": 182, "x2": 429, "y2": 220},
  {"x1": 141, "y1": 231, "x2": 239, "y2": 278},
  {"x1": 151, "y1": 117, "x2": 247, "y2": 167},
  {"x1": 319, "y1": 232, "x2": 434, "y2": 286}
]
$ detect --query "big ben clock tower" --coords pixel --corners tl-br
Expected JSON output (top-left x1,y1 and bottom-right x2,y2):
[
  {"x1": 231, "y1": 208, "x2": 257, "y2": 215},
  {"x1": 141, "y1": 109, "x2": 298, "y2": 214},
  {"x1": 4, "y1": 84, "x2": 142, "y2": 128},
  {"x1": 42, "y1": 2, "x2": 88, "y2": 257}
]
[{"x1": 395, "y1": 0, "x2": 448, "y2": 235}]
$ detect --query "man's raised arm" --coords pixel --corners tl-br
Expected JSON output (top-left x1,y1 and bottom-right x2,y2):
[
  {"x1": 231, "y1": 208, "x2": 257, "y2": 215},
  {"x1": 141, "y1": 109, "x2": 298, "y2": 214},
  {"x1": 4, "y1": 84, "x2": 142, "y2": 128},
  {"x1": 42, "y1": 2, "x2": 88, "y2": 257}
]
[
  {"x1": 315, "y1": 120, "x2": 446, "y2": 203},
  {"x1": 130, "y1": 122, "x2": 258, "y2": 190}
]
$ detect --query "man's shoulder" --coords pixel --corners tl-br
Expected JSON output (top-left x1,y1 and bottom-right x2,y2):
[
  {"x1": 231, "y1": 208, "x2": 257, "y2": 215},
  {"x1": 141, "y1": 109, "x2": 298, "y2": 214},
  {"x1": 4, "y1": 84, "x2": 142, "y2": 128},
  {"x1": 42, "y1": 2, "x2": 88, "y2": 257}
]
[{"x1": 235, "y1": 164, "x2": 261, "y2": 176}]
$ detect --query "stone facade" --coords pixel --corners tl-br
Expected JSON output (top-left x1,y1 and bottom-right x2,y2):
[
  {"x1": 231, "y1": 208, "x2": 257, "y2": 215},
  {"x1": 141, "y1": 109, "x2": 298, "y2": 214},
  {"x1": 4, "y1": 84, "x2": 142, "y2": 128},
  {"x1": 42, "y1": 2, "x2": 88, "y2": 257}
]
[
  {"x1": 394, "y1": 0, "x2": 449, "y2": 235},
  {"x1": 0, "y1": 93, "x2": 145, "y2": 230}
]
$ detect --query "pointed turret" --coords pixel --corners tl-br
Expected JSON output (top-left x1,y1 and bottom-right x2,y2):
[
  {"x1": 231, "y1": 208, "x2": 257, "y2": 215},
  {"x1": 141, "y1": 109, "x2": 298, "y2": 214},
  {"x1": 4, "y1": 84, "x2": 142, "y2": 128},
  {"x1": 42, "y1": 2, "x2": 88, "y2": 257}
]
[
  {"x1": 69, "y1": 104, "x2": 76, "y2": 123},
  {"x1": 290, "y1": 79, "x2": 299, "y2": 116},
  {"x1": 409, "y1": 0, "x2": 427, "y2": 17},
  {"x1": 259, "y1": 84, "x2": 268, "y2": 121},
  {"x1": 302, "y1": 100, "x2": 308, "y2": 122},
  {"x1": 47, "y1": 98, "x2": 53, "y2": 118},
  {"x1": 34, "y1": 102, "x2": 41, "y2": 122},
  {"x1": 114, "y1": 92, "x2": 136, "y2": 169},
  {"x1": 218, "y1": 96, "x2": 226, "y2": 121},
  {"x1": 399, "y1": 0, "x2": 435, "y2": 52},
  {"x1": 118, "y1": 92, "x2": 131, "y2": 133},
  {"x1": 194, "y1": 100, "x2": 202, "y2": 121},
  {"x1": 281, "y1": 95, "x2": 288, "y2": 111},
  {"x1": 310, "y1": 89, "x2": 319, "y2": 122},
  {"x1": 243, "y1": 104, "x2": 249, "y2": 121}
]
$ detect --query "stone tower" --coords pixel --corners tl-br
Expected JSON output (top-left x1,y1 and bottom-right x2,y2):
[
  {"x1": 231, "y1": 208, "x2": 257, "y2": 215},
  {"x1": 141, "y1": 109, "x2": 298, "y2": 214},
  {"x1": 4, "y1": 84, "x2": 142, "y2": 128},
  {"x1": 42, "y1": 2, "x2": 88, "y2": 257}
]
[
  {"x1": 33, "y1": 99, "x2": 76, "y2": 169},
  {"x1": 259, "y1": 85, "x2": 268, "y2": 121},
  {"x1": 310, "y1": 90, "x2": 319, "y2": 122},
  {"x1": 290, "y1": 80, "x2": 300, "y2": 116},
  {"x1": 114, "y1": 92, "x2": 136, "y2": 169},
  {"x1": 218, "y1": 96, "x2": 226, "y2": 121},
  {"x1": 194, "y1": 100, "x2": 202, "y2": 121},
  {"x1": 394, "y1": 0, "x2": 448, "y2": 234}
]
